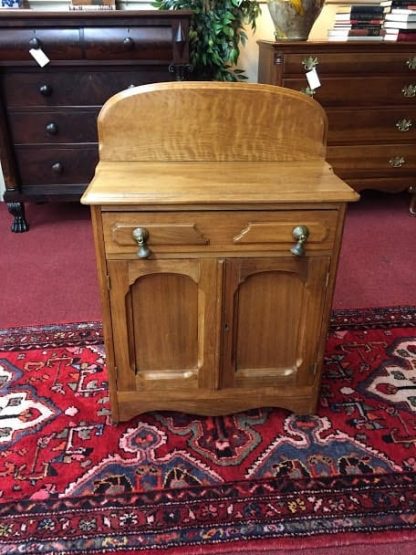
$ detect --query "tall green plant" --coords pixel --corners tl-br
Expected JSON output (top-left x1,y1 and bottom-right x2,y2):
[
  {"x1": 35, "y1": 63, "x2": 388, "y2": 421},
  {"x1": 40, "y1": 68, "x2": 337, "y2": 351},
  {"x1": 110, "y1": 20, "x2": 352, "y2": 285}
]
[{"x1": 153, "y1": 0, "x2": 261, "y2": 81}]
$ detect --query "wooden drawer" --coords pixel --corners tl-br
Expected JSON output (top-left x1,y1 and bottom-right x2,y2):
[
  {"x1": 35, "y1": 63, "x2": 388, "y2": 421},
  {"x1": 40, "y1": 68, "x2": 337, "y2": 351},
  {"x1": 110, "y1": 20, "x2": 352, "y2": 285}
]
[
  {"x1": 283, "y1": 76, "x2": 416, "y2": 107},
  {"x1": 15, "y1": 146, "x2": 98, "y2": 185},
  {"x1": 281, "y1": 52, "x2": 416, "y2": 76},
  {"x1": 327, "y1": 107, "x2": 416, "y2": 144},
  {"x1": 83, "y1": 27, "x2": 173, "y2": 60},
  {"x1": 0, "y1": 29, "x2": 81, "y2": 60},
  {"x1": 328, "y1": 144, "x2": 416, "y2": 178},
  {"x1": 8, "y1": 110, "x2": 99, "y2": 144},
  {"x1": 2, "y1": 68, "x2": 174, "y2": 107},
  {"x1": 102, "y1": 210, "x2": 339, "y2": 256}
]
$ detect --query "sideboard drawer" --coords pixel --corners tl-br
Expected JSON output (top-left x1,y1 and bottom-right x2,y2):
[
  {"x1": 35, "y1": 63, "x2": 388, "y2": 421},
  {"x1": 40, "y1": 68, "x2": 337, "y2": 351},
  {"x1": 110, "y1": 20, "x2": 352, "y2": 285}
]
[
  {"x1": 283, "y1": 77, "x2": 416, "y2": 107},
  {"x1": 0, "y1": 29, "x2": 81, "y2": 60},
  {"x1": 281, "y1": 52, "x2": 416, "y2": 76},
  {"x1": 102, "y1": 210, "x2": 338, "y2": 256},
  {"x1": 327, "y1": 144, "x2": 416, "y2": 177},
  {"x1": 9, "y1": 110, "x2": 99, "y2": 144},
  {"x1": 83, "y1": 27, "x2": 173, "y2": 60},
  {"x1": 327, "y1": 107, "x2": 416, "y2": 144},
  {"x1": 3, "y1": 69, "x2": 174, "y2": 107},
  {"x1": 15, "y1": 147, "x2": 99, "y2": 185}
]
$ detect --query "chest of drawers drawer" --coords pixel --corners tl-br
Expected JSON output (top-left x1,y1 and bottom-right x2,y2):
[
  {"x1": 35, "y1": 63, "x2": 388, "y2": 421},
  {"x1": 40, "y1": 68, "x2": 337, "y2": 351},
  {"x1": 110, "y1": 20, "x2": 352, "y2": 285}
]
[
  {"x1": 8, "y1": 110, "x2": 99, "y2": 144},
  {"x1": 102, "y1": 210, "x2": 338, "y2": 256},
  {"x1": 83, "y1": 27, "x2": 174, "y2": 60},
  {"x1": 326, "y1": 108, "x2": 416, "y2": 144},
  {"x1": 283, "y1": 77, "x2": 416, "y2": 107},
  {"x1": 0, "y1": 28, "x2": 82, "y2": 60},
  {"x1": 2, "y1": 69, "x2": 172, "y2": 108},
  {"x1": 15, "y1": 146, "x2": 99, "y2": 185}
]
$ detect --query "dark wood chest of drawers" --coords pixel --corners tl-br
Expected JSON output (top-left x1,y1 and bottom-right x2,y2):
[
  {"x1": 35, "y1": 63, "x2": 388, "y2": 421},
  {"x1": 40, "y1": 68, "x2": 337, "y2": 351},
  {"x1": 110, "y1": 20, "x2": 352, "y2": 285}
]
[
  {"x1": 0, "y1": 10, "x2": 192, "y2": 231},
  {"x1": 258, "y1": 41, "x2": 416, "y2": 213}
]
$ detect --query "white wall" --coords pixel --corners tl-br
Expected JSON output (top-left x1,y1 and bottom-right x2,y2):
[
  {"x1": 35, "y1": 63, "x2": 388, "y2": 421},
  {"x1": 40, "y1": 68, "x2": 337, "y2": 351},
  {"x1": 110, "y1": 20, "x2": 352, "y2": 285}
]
[{"x1": 0, "y1": 1, "x2": 338, "y2": 198}]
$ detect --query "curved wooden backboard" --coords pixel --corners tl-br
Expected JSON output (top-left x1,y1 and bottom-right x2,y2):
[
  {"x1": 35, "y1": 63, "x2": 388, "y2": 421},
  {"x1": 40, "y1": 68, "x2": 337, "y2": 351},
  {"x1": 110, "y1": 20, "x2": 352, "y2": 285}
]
[{"x1": 97, "y1": 81, "x2": 328, "y2": 163}]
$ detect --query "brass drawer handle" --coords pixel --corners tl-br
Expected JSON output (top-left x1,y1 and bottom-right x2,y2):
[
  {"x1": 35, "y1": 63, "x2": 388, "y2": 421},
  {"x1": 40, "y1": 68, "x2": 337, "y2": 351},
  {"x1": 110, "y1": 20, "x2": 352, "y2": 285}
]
[
  {"x1": 290, "y1": 225, "x2": 309, "y2": 257},
  {"x1": 402, "y1": 84, "x2": 416, "y2": 98},
  {"x1": 39, "y1": 84, "x2": 53, "y2": 97},
  {"x1": 302, "y1": 56, "x2": 319, "y2": 71},
  {"x1": 46, "y1": 122, "x2": 58, "y2": 135},
  {"x1": 51, "y1": 162, "x2": 63, "y2": 174},
  {"x1": 389, "y1": 156, "x2": 405, "y2": 168},
  {"x1": 406, "y1": 57, "x2": 416, "y2": 70},
  {"x1": 396, "y1": 119, "x2": 412, "y2": 132},
  {"x1": 133, "y1": 227, "x2": 151, "y2": 259},
  {"x1": 300, "y1": 86, "x2": 315, "y2": 97}
]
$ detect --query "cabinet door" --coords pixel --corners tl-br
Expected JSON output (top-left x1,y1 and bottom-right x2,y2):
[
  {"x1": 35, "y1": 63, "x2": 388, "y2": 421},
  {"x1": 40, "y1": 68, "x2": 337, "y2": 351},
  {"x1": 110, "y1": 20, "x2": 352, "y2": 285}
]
[
  {"x1": 221, "y1": 256, "x2": 330, "y2": 389},
  {"x1": 107, "y1": 258, "x2": 221, "y2": 393}
]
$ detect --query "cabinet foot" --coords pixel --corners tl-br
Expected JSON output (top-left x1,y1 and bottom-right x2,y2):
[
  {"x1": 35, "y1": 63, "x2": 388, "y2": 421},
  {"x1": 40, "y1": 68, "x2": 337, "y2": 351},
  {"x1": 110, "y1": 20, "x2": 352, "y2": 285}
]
[{"x1": 7, "y1": 202, "x2": 29, "y2": 233}]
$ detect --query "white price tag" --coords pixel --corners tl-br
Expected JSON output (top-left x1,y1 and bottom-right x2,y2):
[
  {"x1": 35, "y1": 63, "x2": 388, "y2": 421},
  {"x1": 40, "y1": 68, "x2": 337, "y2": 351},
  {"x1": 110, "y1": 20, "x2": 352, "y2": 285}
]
[
  {"x1": 306, "y1": 68, "x2": 321, "y2": 91},
  {"x1": 29, "y1": 48, "x2": 50, "y2": 68}
]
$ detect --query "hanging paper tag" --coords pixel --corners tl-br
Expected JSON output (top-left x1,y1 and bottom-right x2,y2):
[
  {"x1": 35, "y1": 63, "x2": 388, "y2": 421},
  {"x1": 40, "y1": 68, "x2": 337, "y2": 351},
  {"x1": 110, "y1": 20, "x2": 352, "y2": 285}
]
[
  {"x1": 29, "y1": 48, "x2": 50, "y2": 68},
  {"x1": 306, "y1": 68, "x2": 321, "y2": 91}
]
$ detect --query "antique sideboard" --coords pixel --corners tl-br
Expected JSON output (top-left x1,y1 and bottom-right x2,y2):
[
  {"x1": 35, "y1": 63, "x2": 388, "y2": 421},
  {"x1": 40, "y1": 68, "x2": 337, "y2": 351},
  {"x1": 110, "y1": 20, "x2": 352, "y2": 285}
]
[
  {"x1": 0, "y1": 9, "x2": 192, "y2": 232},
  {"x1": 258, "y1": 41, "x2": 416, "y2": 214}
]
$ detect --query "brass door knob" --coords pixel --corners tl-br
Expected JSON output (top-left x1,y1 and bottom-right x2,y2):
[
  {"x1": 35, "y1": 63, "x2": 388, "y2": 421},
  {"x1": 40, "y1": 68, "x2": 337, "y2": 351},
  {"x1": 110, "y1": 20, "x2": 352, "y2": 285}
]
[
  {"x1": 132, "y1": 227, "x2": 151, "y2": 259},
  {"x1": 290, "y1": 225, "x2": 309, "y2": 257}
]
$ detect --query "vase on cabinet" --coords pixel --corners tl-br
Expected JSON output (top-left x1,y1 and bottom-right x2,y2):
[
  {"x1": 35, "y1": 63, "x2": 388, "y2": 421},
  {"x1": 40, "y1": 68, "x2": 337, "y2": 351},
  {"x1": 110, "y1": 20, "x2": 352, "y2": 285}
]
[{"x1": 267, "y1": 0, "x2": 324, "y2": 41}]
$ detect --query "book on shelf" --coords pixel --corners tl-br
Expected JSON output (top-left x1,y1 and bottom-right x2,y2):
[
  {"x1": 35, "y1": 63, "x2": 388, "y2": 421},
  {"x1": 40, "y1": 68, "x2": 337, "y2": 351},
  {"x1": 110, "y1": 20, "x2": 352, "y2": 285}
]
[
  {"x1": 385, "y1": 11, "x2": 416, "y2": 19},
  {"x1": 384, "y1": 29, "x2": 416, "y2": 37},
  {"x1": 384, "y1": 19, "x2": 416, "y2": 26},
  {"x1": 69, "y1": 0, "x2": 116, "y2": 10},
  {"x1": 328, "y1": 34, "x2": 385, "y2": 40}
]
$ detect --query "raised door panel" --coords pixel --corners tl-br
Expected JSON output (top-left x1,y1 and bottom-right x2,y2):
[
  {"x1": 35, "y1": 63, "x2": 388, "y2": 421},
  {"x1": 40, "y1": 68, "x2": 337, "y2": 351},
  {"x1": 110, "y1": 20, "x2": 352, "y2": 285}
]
[
  {"x1": 107, "y1": 258, "x2": 220, "y2": 394},
  {"x1": 221, "y1": 256, "x2": 330, "y2": 390}
]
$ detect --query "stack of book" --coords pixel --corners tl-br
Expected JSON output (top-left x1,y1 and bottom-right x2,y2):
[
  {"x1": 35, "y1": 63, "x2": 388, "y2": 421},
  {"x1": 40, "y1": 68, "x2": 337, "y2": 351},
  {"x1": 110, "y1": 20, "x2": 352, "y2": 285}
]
[
  {"x1": 328, "y1": 2, "x2": 391, "y2": 41},
  {"x1": 383, "y1": 2, "x2": 416, "y2": 40},
  {"x1": 69, "y1": 0, "x2": 115, "y2": 10}
]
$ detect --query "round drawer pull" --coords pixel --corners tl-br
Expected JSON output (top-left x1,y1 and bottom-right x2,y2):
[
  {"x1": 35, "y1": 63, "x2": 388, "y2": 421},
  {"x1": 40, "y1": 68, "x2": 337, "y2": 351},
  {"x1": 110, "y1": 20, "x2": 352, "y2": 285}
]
[
  {"x1": 123, "y1": 37, "x2": 134, "y2": 49},
  {"x1": 46, "y1": 122, "x2": 58, "y2": 135},
  {"x1": 389, "y1": 156, "x2": 405, "y2": 168},
  {"x1": 51, "y1": 162, "x2": 63, "y2": 174},
  {"x1": 402, "y1": 84, "x2": 416, "y2": 98},
  {"x1": 29, "y1": 37, "x2": 41, "y2": 49},
  {"x1": 39, "y1": 84, "x2": 53, "y2": 97},
  {"x1": 396, "y1": 119, "x2": 412, "y2": 132},
  {"x1": 290, "y1": 225, "x2": 309, "y2": 257},
  {"x1": 132, "y1": 227, "x2": 151, "y2": 259}
]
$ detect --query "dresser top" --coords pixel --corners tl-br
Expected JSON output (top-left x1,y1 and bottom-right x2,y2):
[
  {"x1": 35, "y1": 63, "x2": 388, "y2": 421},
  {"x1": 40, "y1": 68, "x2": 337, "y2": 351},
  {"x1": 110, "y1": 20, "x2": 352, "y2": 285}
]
[{"x1": 81, "y1": 161, "x2": 359, "y2": 207}]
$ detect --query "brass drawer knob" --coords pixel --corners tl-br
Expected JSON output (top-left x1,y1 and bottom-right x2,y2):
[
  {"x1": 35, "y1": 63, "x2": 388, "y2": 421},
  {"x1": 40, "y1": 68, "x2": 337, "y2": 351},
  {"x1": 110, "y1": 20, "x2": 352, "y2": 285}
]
[
  {"x1": 389, "y1": 156, "x2": 405, "y2": 168},
  {"x1": 302, "y1": 56, "x2": 319, "y2": 71},
  {"x1": 133, "y1": 227, "x2": 151, "y2": 259},
  {"x1": 402, "y1": 84, "x2": 416, "y2": 98},
  {"x1": 39, "y1": 84, "x2": 53, "y2": 97},
  {"x1": 290, "y1": 225, "x2": 309, "y2": 257},
  {"x1": 406, "y1": 57, "x2": 416, "y2": 70},
  {"x1": 51, "y1": 162, "x2": 63, "y2": 174},
  {"x1": 46, "y1": 122, "x2": 58, "y2": 135},
  {"x1": 300, "y1": 86, "x2": 315, "y2": 97},
  {"x1": 396, "y1": 118, "x2": 412, "y2": 132}
]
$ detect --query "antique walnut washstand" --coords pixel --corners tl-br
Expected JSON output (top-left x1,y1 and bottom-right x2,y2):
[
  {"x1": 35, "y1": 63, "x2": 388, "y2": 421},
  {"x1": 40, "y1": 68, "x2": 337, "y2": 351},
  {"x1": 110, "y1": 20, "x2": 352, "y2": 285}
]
[{"x1": 81, "y1": 82, "x2": 358, "y2": 422}]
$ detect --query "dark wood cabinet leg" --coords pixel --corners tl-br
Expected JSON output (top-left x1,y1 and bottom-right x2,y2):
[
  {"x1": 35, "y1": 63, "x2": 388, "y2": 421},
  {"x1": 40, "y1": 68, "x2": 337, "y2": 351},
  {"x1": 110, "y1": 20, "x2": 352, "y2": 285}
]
[{"x1": 7, "y1": 202, "x2": 29, "y2": 233}]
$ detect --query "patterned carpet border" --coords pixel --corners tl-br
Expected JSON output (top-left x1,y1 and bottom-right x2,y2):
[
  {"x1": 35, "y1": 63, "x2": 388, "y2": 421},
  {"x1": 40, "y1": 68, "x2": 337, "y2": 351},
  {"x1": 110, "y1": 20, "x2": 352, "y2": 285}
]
[
  {"x1": 0, "y1": 306, "x2": 415, "y2": 351},
  {"x1": 0, "y1": 471, "x2": 416, "y2": 553}
]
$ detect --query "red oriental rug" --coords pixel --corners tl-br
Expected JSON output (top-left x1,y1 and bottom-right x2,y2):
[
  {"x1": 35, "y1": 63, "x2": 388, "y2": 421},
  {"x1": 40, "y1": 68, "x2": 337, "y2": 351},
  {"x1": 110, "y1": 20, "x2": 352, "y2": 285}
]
[{"x1": 0, "y1": 306, "x2": 416, "y2": 554}]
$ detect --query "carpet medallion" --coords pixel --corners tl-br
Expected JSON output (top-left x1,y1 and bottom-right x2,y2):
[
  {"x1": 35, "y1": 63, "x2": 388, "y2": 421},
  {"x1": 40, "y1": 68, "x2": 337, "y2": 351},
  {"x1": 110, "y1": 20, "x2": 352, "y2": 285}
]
[{"x1": 0, "y1": 307, "x2": 415, "y2": 554}]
